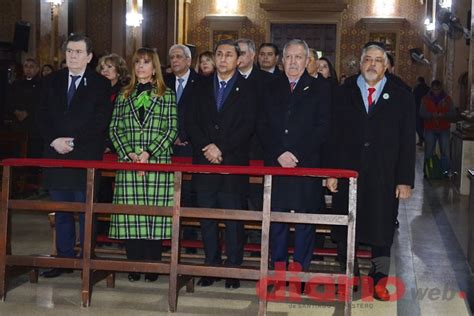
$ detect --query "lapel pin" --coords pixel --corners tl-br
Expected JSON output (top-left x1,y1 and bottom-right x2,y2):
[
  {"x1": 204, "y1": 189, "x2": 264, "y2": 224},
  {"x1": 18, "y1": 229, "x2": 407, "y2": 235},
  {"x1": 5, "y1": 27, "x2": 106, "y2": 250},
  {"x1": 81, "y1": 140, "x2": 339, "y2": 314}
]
[
  {"x1": 304, "y1": 86, "x2": 309, "y2": 91},
  {"x1": 236, "y1": 87, "x2": 239, "y2": 91},
  {"x1": 84, "y1": 77, "x2": 87, "y2": 86},
  {"x1": 383, "y1": 93, "x2": 389, "y2": 100}
]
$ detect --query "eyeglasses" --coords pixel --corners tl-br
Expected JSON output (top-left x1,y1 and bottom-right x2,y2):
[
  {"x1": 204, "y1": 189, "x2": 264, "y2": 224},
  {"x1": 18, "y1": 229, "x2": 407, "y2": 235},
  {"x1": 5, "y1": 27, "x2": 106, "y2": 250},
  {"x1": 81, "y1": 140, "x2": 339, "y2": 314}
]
[
  {"x1": 363, "y1": 57, "x2": 385, "y2": 65},
  {"x1": 66, "y1": 49, "x2": 86, "y2": 55}
]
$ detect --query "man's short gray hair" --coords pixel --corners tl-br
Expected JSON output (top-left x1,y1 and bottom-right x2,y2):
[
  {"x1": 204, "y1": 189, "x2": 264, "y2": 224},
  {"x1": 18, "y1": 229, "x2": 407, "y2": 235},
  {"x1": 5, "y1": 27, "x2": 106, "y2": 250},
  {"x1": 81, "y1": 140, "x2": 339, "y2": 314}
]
[
  {"x1": 235, "y1": 38, "x2": 256, "y2": 53},
  {"x1": 360, "y1": 44, "x2": 388, "y2": 66},
  {"x1": 169, "y1": 44, "x2": 192, "y2": 59},
  {"x1": 282, "y1": 39, "x2": 310, "y2": 58}
]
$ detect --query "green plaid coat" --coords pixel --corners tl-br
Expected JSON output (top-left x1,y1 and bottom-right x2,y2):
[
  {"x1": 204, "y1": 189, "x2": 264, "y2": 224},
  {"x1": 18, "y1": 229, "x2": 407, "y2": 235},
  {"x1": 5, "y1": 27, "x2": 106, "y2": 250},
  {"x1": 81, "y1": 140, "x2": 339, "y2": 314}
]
[{"x1": 108, "y1": 87, "x2": 177, "y2": 240}]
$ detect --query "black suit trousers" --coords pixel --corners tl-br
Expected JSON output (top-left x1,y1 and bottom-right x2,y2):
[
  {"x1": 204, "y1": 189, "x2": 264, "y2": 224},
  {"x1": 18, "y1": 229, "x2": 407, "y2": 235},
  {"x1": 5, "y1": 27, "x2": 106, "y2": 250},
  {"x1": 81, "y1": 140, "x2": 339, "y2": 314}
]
[{"x1": 195, "y1": 190, "x2": 246, "y2": 266}]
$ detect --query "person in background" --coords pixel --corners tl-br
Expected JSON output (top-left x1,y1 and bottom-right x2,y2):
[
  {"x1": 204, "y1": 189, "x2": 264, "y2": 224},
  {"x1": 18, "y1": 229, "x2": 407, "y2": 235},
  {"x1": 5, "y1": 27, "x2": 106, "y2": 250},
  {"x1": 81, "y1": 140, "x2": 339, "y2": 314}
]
[
  {"x1": 60, "y1": 59, "x2": 67, "y2": 69},
  {"x1": 196, "y1": 51, "x2": 215, "y2": 77},
  {"x1": 41, "y1": 64, "x2": 54, "y2": 78},
  {"x1": 164, "y1": 44, "x2": 201, "y2": 253},
  {"x1": 97, "y1": 53, "x2": 129, "y2": 106},
  {"x1": 420, "y1": 79, "x2": 457, "y2": 177},
  {"x1": 37, "y1": 34, "x2": 111, "y2": 278},
  {"x1": 108, "y1": 47, "x2": 177, "y2": 283},
  {"x1": 413, "y1": 76, "x2": 430, "y2": 146},
  {"x1": 7, "y1": 58, "x2": 43, "y2": 157},
  {"x1": 95, "y1": 53, "x2": 129, "y2": 238},
  {"x1": 257, "y1": 42, "x2": 281, "y2": 76},
  {"x1": 306, "y1": 48, "x2": 319, "y2": 78},
  {"x1": 316, "y1": 57, "x2": 339, "y2": 86},
  {"x1": 339, "y1": 74, "x2": 347, "y2": 85}
]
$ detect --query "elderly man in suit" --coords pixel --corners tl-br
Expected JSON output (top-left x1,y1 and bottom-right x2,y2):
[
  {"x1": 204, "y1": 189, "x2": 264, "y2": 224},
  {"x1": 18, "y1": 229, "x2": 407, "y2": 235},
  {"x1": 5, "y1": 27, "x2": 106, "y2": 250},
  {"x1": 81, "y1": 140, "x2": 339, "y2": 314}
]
[
  {"x1": 259, "y1": 39, "x2": 331, "y2": 292},
  {"x1": 325, "y1": 43, "x2": 415, "y2": 300},
  {"x1": 164, "y1": 44, "x2": 200, "y2": 252},
  {"x1": 185, "y1": 39, "x2": 257, "y2": 290},
  {"x1": 37, "y1": 34, "x2": 111, "y2": 278}
]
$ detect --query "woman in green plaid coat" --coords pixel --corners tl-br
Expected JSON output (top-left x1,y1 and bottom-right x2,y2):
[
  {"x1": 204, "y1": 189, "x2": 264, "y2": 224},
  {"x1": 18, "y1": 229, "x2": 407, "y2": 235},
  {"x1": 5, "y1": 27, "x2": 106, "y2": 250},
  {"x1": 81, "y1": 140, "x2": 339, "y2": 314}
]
[{"x1": 108, "y1": 47, "x2": 177, "y2": 282}]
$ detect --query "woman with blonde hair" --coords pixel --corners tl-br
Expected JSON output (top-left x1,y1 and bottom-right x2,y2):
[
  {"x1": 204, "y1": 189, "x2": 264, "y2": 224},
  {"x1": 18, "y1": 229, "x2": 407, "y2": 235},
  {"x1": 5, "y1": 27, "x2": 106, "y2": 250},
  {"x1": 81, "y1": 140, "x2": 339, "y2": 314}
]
[
  {"x1": 195, "y1": 51, "x2": 216, "y2": 76},
  {"x1": 96, "y1": 53, "x2": 129, "y2": 104},
  {"x1": 108, "y1": 47, "x2": 178, "y2": 282}
]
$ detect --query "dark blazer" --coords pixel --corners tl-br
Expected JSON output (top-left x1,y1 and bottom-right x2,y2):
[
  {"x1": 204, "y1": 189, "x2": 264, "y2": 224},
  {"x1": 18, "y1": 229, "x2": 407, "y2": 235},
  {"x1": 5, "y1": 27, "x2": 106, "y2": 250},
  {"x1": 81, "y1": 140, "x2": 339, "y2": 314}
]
[
  {"x1": 245, "y1": 66, "x2": 274, "y2": 160},
  {"x1": 37, "y1": 67, "x2": 112, "y2": 190},
  {"x1": 325, "y1": 74, "x2": 415, "y2": 247},
  {"x1": 185, "y1": 72, "x2": 257, "y2": 193},
  {"x1": 164, "y1": 69, "x2": 200, "y2": 145},
  {"x1": 259, "y1": 71, "x2": 331, "y2": 211}
]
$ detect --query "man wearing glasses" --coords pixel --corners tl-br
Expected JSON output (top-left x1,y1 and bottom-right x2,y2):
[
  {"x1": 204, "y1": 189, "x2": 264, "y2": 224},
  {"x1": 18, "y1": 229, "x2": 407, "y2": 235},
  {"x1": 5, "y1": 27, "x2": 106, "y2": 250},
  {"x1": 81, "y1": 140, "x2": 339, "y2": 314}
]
[
  {"x1": 325, "y1": 42, "x2": 415, "y2": 300},
  {"x1": 37, "y1": 34, "x2": 111, "y2": 278}
]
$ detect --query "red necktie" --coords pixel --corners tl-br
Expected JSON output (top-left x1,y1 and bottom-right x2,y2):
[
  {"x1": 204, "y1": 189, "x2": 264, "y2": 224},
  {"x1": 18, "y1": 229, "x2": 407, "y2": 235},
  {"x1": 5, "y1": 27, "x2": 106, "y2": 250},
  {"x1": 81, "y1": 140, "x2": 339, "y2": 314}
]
[
  {"x1": 368, "y1": 87, "x2": 376, "y2": 110},
  {"x1": 290, "y1": 81, "x2": 297, "y2": 93}
]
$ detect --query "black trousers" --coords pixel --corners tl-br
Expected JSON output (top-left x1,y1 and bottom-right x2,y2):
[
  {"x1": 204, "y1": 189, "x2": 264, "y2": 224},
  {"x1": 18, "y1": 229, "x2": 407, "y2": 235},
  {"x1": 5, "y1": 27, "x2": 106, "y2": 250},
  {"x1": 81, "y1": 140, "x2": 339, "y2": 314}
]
[
  {"x1": 196, "y1": 190, "x2": 246, "y2": 266},
  {"x1": 125, "y1": 239, "x2": 163, "y2": 261}
]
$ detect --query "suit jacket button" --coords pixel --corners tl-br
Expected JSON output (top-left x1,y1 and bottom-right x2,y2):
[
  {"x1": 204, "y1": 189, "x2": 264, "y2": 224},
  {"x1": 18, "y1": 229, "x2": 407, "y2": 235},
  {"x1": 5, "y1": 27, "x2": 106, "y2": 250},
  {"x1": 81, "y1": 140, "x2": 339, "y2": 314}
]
[
  {"x1": 284, "y1": 129, "x2": 288, "y2": 134},
  {"x1": 214, "y1": 124, "x2": 219, "y2": 130},
  {"x1": 364, "y1": 142, "x2": 370, "y2": 147}
]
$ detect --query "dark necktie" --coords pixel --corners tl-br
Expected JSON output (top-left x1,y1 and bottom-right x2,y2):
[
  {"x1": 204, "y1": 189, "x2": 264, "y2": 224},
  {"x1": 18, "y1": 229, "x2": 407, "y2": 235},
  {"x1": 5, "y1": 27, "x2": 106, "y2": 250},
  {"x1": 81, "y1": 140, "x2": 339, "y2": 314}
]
[
  {"x1": 176, "y1": 78, "x2": 184, "y2": 103},
  {"x1": 290, "y1": 81, "x2": 297, "y2": 93},
  {"x1": 67, "y1": 75, "x2": 81, "y2": 108},
  {"x1": 368, "y1": 87, "x2": 376, "y2": 111},
  {"x1": 216, "y1": 80, "x2": 227, "y2": 111}
]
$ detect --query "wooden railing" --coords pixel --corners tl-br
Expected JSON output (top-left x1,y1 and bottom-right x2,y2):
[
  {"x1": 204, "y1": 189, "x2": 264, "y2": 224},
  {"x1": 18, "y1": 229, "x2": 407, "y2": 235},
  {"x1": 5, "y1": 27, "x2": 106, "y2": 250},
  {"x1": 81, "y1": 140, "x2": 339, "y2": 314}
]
[{"x1": 0, "y1": 158, "x2": 358, "y2": 316}]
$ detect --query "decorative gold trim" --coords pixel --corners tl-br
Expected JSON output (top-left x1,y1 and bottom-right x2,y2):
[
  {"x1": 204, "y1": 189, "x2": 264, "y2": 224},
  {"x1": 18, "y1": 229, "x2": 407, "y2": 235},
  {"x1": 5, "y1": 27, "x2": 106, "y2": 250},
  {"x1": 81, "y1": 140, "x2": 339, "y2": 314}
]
[
  {"x1": 205, "y1": 14, "x2": 248, "y2": 22},
  {"x1": 360, "y1": 17, "x2": 407, "y2": 27}
]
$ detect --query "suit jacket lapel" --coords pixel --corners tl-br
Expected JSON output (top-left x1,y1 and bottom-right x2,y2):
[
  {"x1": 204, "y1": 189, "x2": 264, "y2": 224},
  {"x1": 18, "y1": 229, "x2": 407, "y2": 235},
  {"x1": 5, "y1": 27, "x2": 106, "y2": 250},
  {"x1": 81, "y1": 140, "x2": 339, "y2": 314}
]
[
  {"x1": 142, "y1": 95, "x2": 158, "y2": 126},
  {"x1": 369, "y1": 81, "x2": 392, "y2": 117},
  {"x1": 289, "y1": 73, "x2": 311, "y2": 108},
  {"x1": 351, "y1": 83, "x2": 369, "y2": 117},
  {"x1": 60, "y1": 70, "x2": 69, "y2": 110}
]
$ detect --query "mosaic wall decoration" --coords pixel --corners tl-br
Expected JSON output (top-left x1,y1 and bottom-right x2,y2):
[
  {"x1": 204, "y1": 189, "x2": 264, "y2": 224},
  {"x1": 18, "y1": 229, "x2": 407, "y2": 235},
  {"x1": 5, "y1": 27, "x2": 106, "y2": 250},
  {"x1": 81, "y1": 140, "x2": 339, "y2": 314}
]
[{"x1": 187, "y1": 0, "x2": 426, "y2": 86}]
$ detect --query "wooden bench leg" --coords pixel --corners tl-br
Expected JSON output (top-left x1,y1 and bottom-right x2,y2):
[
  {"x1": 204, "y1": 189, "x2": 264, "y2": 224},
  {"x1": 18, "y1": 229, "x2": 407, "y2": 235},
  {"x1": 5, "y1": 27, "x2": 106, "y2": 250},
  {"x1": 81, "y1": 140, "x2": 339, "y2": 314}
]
[
  {"x1": 106, "y1": 272, "x2": 115, "y2": 288},
  {"x1": 28, "y1": 269, "x2": 38, "y2": 283},
  {"x1": 186, "y1": 277, "x2": 194, "y2": 293}
]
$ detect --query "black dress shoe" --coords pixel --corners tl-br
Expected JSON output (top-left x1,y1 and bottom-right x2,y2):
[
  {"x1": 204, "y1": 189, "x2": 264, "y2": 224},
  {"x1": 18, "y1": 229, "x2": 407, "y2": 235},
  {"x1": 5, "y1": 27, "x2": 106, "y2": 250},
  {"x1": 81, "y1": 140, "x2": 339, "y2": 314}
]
[
  {"x1": 197, "y1": 277, "x2": 220, "y2": 287},
  {"x1": 144, "y1": 273, "x2": 158, "y2": 282},
  {"x1": 41, "y1": 268, "x2": 73, "y2": 278},
  {"x1": 128, "y1": 272, "x2": 141, "y2": 282},
  {"x1": 225, "y1": 278, "x2": 240, "y2": 289}
]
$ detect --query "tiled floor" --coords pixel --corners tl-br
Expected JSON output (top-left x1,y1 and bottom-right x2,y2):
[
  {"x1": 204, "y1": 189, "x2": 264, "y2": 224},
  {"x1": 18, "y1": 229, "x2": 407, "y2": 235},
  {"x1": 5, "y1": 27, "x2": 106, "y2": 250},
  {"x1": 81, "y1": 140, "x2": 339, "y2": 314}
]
[{"x1": 0, "y1": 148, "x2": 473, "y2": 315}]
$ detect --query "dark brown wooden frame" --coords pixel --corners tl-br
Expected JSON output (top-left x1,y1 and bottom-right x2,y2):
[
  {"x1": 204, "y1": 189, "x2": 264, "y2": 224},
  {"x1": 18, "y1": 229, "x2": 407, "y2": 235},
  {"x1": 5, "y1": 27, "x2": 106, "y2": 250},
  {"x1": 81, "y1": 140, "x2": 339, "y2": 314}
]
[{"x1": 0, "y1": 158, "x2": 358, "y2": 315}]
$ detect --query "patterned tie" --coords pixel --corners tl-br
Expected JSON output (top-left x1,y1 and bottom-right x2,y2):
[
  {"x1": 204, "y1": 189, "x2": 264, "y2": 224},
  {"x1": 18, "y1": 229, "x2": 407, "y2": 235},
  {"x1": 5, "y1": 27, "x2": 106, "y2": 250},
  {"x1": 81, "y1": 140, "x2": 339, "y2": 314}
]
[
  {"x1": 290, "y1": 81, "x2": 297, "y2": 93},
  {"x1": 367, "y1": 87, "x2": 376, "y2": 111},
  {"x1": 216, "y1": 80, "x2": 227, "y2": 111},
  {"x1": 67, "y1": 75, "x2": 81, "y2": 108},
  {"x1": 176, "y1": 78, "x2": 184, "y2": 103}
]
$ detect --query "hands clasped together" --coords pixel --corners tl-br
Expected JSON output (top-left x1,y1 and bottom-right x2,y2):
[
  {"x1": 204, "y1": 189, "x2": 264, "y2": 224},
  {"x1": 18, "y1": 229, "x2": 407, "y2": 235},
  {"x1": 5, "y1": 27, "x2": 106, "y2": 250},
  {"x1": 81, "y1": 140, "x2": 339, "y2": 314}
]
[
  {"x1": 202, "y1": 143, "x2": 223, "y2": 164},
  {"x1": 128, "y1": 150, "x2": 150, "y2": 177},
  {"x1": 50, "y1": 137, "x2": 74, "y2": 155},
  {"x1": 326, "y1": 178, "x2": 412, "y2": 199}
]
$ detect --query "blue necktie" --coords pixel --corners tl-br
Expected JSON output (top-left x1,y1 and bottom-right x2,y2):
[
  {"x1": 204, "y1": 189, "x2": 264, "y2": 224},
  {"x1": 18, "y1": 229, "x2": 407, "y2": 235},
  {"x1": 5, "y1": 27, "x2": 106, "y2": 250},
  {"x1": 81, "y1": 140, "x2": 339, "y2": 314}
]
[
  {"x1": 216, "y1": 80, "x2": 227, "y2": 111},
  {"x1": 176, "y1": 78, "x2": 184, "y2": 103},
  {"x1": 67, "y1": 75, "x2": 81, "y2": 108}
]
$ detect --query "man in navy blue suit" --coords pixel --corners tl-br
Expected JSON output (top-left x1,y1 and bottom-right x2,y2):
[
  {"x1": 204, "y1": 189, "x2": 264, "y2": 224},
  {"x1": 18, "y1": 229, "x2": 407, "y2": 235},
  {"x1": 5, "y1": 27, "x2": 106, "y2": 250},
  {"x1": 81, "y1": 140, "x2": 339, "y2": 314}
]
[{"x1": 37, "y1": 34, "x2": 111, "y2": 278}]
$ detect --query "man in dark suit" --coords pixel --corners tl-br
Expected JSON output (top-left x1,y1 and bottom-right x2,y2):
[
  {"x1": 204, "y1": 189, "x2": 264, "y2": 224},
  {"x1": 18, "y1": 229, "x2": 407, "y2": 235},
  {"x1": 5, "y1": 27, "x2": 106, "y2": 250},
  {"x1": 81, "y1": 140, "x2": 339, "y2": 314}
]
[
  {"x1": 185, "y1": 39, "x2": 257, "y2": 290},
  {"x1": 259, "y1": 39, "x2": 331, "y2": 291},
  {"x1": 37, "y1": 34, "x2": 111, "y2": 278},
  {"x1": 164, "y1": 44, "x2": 200, "y2": 252},
  {"x1": 326, "y1": 43, "x2": 415, "y2": 300},
  {"x1": 257, "y1": 42, "x2": 282, "y2": 76},
  {"x1": 236, "y1": 39, "x2": 273, "y2": 210}
]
